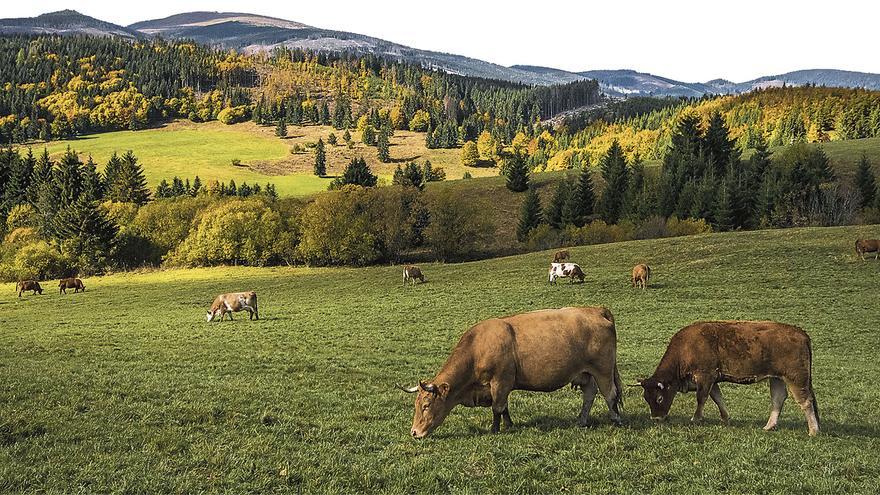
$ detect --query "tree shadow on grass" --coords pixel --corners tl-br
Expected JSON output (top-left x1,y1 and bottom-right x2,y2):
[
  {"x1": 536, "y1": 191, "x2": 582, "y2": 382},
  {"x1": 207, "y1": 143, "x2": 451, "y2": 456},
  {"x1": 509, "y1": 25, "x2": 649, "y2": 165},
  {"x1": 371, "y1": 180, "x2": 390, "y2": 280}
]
[{"x1": 390, "y1": 155, "x2": 422, "y2": 164}]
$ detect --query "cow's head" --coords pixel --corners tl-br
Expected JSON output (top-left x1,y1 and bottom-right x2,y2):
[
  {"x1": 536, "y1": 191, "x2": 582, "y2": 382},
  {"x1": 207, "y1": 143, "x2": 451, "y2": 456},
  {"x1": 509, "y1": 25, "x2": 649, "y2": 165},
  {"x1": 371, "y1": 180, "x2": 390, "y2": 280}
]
[
  {"x1": 37, "y1": 287, "x2": 43, "y2": 295},
  {"x1": 206, "y1": 310, "x2": 218, "y2": 322},
  {"x1": 399, "y1": 381, "x2": 452, "y2": 439},
  {"x1": 636, "y1": 377, "x2": 676, "y2": 420}
]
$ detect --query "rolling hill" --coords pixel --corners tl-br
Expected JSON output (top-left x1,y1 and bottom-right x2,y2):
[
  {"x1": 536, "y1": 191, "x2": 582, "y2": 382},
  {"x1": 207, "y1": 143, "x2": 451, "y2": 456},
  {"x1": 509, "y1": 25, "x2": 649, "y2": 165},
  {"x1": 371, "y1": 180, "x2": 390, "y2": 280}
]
[
  {"x1": 0, "y1": 9, "x2": 141, "y2": 38},
  {"x1": 3, "y1": 10, "x2": 880, "y2": 94}
]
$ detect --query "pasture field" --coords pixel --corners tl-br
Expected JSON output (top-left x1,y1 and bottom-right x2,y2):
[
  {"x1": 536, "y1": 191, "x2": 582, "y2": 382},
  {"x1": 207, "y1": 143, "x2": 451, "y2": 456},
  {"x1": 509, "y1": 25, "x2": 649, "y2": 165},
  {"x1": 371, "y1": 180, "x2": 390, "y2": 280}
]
[
  {"x1": 2, "y1": 225, "x2": 880, "y2": 493},
  {"x1": 38, "y1": 120, "x2": 493, "y2": 197}
]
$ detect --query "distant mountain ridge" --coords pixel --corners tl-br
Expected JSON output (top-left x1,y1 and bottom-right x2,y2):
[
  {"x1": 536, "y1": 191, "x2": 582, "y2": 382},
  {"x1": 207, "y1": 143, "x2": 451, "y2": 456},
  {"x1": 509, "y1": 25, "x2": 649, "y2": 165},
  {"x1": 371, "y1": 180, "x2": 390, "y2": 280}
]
[
  {"x1": 3, "y1": 10, "x2": 880, "y2": 94},
  {"x1": 0, "y1": 9, "x2": 141, "y2": 39}
]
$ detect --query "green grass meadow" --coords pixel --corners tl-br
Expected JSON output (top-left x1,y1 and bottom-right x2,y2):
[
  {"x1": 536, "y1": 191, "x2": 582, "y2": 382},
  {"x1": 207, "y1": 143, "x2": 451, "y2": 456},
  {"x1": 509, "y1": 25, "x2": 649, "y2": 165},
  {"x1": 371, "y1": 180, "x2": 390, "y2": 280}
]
[
  {"x1": 41, "y1": 121, "x2": 331, "y2": 197},
  {"x1": 2, "y1": 225, "x2": 880, "y2": 493}
]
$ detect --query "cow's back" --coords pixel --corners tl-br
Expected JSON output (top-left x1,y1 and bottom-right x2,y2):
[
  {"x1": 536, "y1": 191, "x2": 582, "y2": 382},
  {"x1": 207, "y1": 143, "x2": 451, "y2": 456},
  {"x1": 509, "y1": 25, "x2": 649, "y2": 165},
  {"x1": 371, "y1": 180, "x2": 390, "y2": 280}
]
[
  {"x1": 671, "y1": 321, "x2": 811, "y2": 382},
  {"x1": 467, "y1": 307, "x2": 616, "y2": 390}
]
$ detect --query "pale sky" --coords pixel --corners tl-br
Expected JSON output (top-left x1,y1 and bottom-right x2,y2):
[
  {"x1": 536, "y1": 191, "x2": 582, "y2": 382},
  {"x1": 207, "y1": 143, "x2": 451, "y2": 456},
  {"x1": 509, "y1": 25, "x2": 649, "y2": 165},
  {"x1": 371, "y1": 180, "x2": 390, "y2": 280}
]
[{"x1": 6, "y1": 0, "x2": 879, "y2": 82}]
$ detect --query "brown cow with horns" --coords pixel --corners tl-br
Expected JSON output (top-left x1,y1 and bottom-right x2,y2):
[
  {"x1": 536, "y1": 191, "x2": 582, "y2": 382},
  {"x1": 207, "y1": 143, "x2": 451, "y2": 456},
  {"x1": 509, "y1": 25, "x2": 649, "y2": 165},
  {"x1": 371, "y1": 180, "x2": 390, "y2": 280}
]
[
  {"x1": 634, "y1": 320, "x2": 820, "y2": 436},
  {"x1": 399, "y1": 307, "x2": 623, "y2": 438}
]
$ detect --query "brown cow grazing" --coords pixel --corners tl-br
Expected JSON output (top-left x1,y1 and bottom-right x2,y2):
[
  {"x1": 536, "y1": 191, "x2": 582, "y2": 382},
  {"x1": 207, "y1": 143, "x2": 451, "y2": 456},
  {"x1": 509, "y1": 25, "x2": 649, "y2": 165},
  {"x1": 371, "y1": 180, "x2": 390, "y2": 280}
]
[
  {"x1": 631, "y1": 264, "x2": 651, "y2": 289},
  {"x1": 207, "y1": 291, "x2": 259, "y2": 322},
  {"x1": 635, "y1": 321, "x2": 819, "y2": 436},
  {"x1": 17, "y1": 280, "x2": 43, "y2": 297},
  {"x1": 59, "y1": 278, "x2": 85, "y2": 294},
  {"x1": 399, "y1": 307, "x2": 623, "y2": 438},
  {"x1": 402, "y1": 265, "x2": 425, "y2": 286},
  {"x1": 552, "y1": 249, "x2": 570, "y2": 263},
  {"x1": 855, "y1": 239, "x2": 879, "y2": 260}
]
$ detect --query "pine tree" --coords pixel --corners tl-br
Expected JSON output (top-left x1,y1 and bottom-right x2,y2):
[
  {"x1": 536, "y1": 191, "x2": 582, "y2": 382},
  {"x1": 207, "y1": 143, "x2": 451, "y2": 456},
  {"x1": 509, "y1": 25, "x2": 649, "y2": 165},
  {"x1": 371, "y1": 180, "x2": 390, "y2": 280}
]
[
  {"x1": 3, "y1": 148, "x2": 34, "y2": 210},
  {"x1": 505, "y1": 151, "x2": 530, "y2": 192},
  {"x1": 55, "y1": 147, "x2": 84, "y2": 208},
  {"x1": 855, "y1": 153, "x2": 876, "y2": 208},
  {"x1": 376, "y1": 129, "x2": 391, "y2": 162},
  {"x1": 714, "y1": 180, "x2": 736, "y2": 231},
  {"x1": 563, "y1": 165, "x2": 596, "y2": 227},
  {"x1": 598, "y1": 140, "x2": 629, "y2": 224},
  {"x1": 53, "y1": 195, "x2": 118, "y2": 270},
  {"x1": 328, "y1": 133, "x2": 338, "y2": 146},
  {"x1": 106, "y1": 151, "x2": 150, "y2": 205},
  {"x1": 228, "y1": 180, "x2": 237, "y2": 196},
  {"x1": 314, "y1": 138, "x2": 327, "y2": 176},
  {"x1": 392, "y1": 162, "x2": 425, "y2": 190},
  {"x1": 191, "y1": 176, "x2": 202, "y2": 196},
  {"x1": 546, "y1": 179, "x2": 570, "y2": 229},
  {"x1": 704, "y1": 111, "x2": 740, "y2": 176},
  {"x1": 343, "y1": 129, "x2": 352, "y2": 146},
  {"x1": 81, "y1": 155, "x2": 104, "y2": 203},
  {"x1": 336, "y1": 157, "x2": 377, "y2": 188},
  {"x1": 155, "y1": 179, "x2": 171, "y2": 198},
  {"x1": 171, "y1": 176, "x2": 186, "y2": 196},
  {"x1": 275, "y1": 118, "x2": 287, "y2": 138},
  {"x1": 517, "y1": 187, "x2": 543, "y2": 242}
]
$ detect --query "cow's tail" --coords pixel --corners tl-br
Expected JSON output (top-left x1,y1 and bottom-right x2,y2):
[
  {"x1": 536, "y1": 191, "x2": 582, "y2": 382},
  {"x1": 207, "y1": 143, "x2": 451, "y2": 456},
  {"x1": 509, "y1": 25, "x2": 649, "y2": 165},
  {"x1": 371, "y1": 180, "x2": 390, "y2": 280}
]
[
  {"x1": 808, "y1": 341, "x2": 820, "y2": 424},
  {"x1": 612, "y1": 364, "x2": 624, "y2": 413}
]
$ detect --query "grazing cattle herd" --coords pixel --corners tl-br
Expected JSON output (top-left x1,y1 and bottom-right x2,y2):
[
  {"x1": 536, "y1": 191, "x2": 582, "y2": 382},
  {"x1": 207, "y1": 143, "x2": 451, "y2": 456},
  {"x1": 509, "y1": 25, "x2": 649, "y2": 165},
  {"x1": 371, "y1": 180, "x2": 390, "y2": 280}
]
[{"x1": 11, "y1": 237, "x2": 879, "y2": 438}]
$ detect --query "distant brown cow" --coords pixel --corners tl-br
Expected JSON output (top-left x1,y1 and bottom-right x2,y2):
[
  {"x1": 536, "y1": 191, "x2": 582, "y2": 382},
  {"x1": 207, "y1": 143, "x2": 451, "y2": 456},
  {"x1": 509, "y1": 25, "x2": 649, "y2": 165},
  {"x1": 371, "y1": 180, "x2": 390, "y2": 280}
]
[
  {"x1": 635, "y1": 321, "x2": 819, "y2": 436},
  {"x1": 855, "y1": 239, "x2": 879, "y2": 260},
  {"x1": 552, "y1": 250, "x2": 570, "y2": 263},
  {"x1": 207, "y1": 291, "x2": 259, "y2": 322},
  {"x1": 631, "y1": 264, "x2": 651, "y2": 289},
  {"x1": 402, "y1": 266, "x2": 425, "y2": 286},
  {"x1": 399, "y1": 307, "x2": 623, "y2": 438},
  {"x1": 16, "y1": 280, "x2": 43, "y2": 297},
  {"x1": 59, "y1": 278, "x2": 85, "y2": 294}
]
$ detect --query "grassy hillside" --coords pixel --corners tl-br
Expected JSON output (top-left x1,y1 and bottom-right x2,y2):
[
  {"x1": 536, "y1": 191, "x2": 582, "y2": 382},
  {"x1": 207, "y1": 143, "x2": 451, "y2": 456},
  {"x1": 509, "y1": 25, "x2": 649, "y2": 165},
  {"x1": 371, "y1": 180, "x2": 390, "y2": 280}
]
[
  {"x1": 38, "y1": 121, "x2": 492, "y2": 197},
  {"x1": 2, "y1": 225, "x2": 879, "y2": 492}
]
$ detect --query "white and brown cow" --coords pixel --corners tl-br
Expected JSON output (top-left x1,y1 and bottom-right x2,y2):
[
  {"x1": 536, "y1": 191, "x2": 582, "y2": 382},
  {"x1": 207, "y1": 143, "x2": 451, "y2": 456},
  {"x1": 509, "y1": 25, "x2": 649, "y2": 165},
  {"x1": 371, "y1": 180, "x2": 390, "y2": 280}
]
[
  {"x1": 206, "y1": 291, "x2": 259, "y2": 322},
  {"x1": 548, "y1": 262, "x2": 585, "y2": 284},
  {"x1": 402, "y1": 265, "x2": 425, "y2": 286},
  {"x1": 631, "y1": 264, "x2": 651, "y2": 289}
]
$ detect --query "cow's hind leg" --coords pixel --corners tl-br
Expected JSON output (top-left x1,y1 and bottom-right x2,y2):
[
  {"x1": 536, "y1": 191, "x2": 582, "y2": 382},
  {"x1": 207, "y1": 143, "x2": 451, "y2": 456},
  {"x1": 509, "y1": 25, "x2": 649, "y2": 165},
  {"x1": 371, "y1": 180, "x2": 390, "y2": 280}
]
[
  {"x1": 574, "y1": 373, "x2": 599, "y2": 426},
  {"x1": 592, "y1": 370, "x2": 623, "y2": 425},
  {"x1": 709, "y1": 383, "x2": 730, "y2": 423},
  {"x1": 763, "y1": 377, "x2": 787, "y2": 431},
  {"x1": 784, "y1": 377, "x2": 819, "y2": 436}
]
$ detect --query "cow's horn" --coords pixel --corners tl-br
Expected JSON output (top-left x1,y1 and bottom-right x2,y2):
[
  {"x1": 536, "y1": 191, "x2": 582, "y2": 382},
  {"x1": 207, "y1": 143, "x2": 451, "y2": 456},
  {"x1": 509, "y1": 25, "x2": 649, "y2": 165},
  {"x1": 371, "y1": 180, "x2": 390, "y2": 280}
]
[
  {"x1": 396, "y1": 383, "x2": 419, "y2": 393},
  {"x1": 419, "y1": 381, "x2": 438, "y2": 393}
]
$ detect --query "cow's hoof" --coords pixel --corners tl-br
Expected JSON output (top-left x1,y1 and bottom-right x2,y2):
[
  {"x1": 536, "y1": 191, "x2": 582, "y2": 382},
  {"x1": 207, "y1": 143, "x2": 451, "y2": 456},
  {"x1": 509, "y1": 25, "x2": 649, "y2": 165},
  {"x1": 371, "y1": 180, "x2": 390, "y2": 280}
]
[
  {"x1": 577, "y1": 418, "x2": 594, "y2": 428},
  {"x1": 763, "y1": 424, "x2": 778, "y2": 432},
  {"x1": 690, "y1": 416, "x2": 704, "y2": 423}
]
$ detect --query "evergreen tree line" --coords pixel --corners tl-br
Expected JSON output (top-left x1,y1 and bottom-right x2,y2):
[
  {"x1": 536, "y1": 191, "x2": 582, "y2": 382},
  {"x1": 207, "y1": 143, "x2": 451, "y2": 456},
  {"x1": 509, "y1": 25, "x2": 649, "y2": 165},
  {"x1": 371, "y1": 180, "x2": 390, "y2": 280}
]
[
  {"x1": 154, "y1": 176, "x2": 278, "y2": 199},
  {"x1": 518, "y1": 111, "x2": 880, "y2": 243}
]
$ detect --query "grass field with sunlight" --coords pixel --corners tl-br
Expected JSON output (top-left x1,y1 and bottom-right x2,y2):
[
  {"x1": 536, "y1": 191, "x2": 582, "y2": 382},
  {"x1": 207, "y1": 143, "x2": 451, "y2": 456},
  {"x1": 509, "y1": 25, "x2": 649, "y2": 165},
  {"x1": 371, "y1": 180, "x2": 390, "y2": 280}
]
[{"x1": 2, "y1": 225, "x2": 880, "y2": 492}]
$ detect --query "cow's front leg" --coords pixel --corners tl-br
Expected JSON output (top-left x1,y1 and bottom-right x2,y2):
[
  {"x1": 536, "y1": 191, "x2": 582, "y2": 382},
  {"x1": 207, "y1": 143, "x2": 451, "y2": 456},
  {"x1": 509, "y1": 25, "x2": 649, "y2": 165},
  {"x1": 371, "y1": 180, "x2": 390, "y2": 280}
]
[
  {"x1": 691, "y1": 376, "x2": 713, "y2": 422},
  {"x1": 489, "y1": 380, "x2": 513, "y2": 433},
  {"x1": 709, "y1": 383, "x2": 730, "y2": 423}
]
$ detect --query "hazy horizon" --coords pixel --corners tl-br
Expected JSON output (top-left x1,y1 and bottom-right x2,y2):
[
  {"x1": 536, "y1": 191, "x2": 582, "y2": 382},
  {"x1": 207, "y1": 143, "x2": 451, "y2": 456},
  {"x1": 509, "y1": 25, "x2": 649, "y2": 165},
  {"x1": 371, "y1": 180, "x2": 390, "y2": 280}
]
[{"x1": 6, "y1": 0, "x2": 880, "y2": 83}]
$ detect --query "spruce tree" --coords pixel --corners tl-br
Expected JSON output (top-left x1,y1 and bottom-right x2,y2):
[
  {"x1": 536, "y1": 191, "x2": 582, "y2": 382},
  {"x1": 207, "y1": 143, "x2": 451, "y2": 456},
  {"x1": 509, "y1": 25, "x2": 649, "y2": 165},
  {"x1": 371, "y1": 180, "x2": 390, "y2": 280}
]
[
  {"x1": 275, "y1": 118, "x2": 287, "y2": 138},
  {"x1": 53, "y1": 195, "x2": 118, "y2": 270},
  {"x1": 563, "y1": 165, "x2": 596, "y2": 227},
  {"x1": 155, "y1": 180, "x2": 171, "y2": 198},
  {"x1": 55, "y1": 147, "x2": 84, "y2": 208},
  {"x1": 3, "y1": 148, "x2": 34, "y2": 210},
  {"x1": 106, "y1": 151, "x2": 150, "y2": 205},
  {"x1": 228, "y1": 180, "x2": 237, "y2": 196},
  {"x1": 546, "y1": 179, "x2": 570, "y2": 229},
  {"x1": 191, "y1": 176, "x2": 202, "y2": 196},
  {"x1": 392, "y1": 162, "x2": 425, "y2": 190},
  {"x1": 377, "y1": 129, "x2": 391, "y2": 162},
  {"x1": 517, "y1": 187, "x2": 543, "y2": 242},
  {"x1": 505, "y1": 151, "x2": 530, "y2": 192},
  {"x1": 81, "y1": 155, "x2": 104, "y2": 203},
  {"x1": 337, "y1": 157, "x2": 377, "y2": 188},
  {"x1": 598, "y1": 140, "x2": 629, "y2": 224},
  {"x1": 704, "y1": 111, "x2": 740, "y2": 176},
  {"x1": 855, "y1": 153, "x2": 876, "y2": 208},
  {"x1": 714, "y1": 181, "x2": 736, "y2": 231},
  {"x1": 314, "y1": 138, "x2": 327, "y2": 176}
]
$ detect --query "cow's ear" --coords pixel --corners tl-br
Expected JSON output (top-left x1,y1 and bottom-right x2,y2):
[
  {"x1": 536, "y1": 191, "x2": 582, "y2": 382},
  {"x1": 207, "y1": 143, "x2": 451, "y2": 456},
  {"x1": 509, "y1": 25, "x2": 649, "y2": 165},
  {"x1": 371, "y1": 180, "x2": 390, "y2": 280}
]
[{"x1": 437, "y1": 382, "x2": 450, "y2": 398}]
